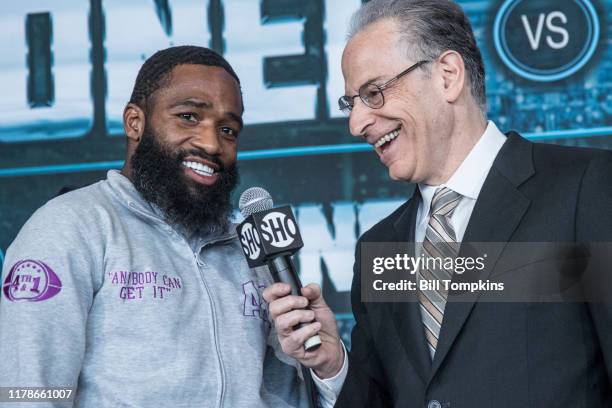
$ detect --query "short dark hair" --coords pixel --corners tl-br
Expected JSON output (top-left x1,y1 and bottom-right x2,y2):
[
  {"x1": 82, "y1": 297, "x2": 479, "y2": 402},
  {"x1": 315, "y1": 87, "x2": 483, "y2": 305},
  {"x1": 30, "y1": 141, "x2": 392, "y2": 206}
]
[
  {"x1": 128, "y1": 45, "x2": 241, "y2": 111},
  {"x1": 349, "y1": 0, "x2": 486, "y2": 114}
]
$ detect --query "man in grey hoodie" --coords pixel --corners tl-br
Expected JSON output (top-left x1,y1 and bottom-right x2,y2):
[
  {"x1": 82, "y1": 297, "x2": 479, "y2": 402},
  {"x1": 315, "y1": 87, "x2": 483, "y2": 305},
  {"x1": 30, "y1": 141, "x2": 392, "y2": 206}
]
[{"x1": 0, "y1": 46, "x2": 341, "y2": 408}]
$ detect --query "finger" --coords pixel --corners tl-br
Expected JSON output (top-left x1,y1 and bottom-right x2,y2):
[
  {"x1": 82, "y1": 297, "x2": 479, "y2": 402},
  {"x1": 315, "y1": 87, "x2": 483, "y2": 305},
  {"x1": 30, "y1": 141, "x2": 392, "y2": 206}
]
[
  {"x1": 284, "y1": 321, "x2": 322, "y2": 352},
  {"x1": 301, "y1": 284, "x2": 327, "y2": 308},
  {"x1": 263, "y1": 283, "x2": 292, "y2": 303},
  {"x1": 268, "y1": 295, "x2": 309, "y2": 320},
  {"x1": 275, "y1": 309, "x2": 316, "y2": 336}
]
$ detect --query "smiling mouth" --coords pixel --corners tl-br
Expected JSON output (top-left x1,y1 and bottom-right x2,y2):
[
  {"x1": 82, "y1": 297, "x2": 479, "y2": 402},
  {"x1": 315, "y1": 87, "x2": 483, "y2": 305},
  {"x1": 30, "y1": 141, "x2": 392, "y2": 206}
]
[
  {"x1": 182, "y1": 160, "x2": 216, "y2": 177},
  {"x1": 374, "y1": 127, "x2": 401, "y2": 151}
]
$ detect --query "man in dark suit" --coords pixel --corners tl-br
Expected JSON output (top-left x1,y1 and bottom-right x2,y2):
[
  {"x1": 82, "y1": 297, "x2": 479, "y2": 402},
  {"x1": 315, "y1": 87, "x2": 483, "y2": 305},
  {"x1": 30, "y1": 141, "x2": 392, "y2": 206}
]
[{"x1": 265, "y1": 0, "x2": 612, "y2": 406}]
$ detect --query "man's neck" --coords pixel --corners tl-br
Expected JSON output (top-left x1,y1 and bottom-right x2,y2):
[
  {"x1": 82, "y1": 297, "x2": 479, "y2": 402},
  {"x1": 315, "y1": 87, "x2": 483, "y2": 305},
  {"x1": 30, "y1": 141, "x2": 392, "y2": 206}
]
[{"x1": 427, "y1": 110, "x2": 488, "y2": 186}]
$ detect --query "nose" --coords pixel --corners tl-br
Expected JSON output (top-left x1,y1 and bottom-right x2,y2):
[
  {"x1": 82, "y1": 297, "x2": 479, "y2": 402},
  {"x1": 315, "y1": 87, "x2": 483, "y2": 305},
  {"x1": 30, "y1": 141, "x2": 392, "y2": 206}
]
[
  {"x1": 348, "y1": 99, "x2": 375, "y2": 138},
  {"x1": 191, "y1": 126, "x2": 222, "y2": 156}
]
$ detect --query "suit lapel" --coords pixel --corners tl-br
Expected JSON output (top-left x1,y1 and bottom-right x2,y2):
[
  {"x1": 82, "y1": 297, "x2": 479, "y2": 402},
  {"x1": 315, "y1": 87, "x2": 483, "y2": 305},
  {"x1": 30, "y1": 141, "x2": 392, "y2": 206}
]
[
  {"x1": 428, "y1": 133, "x2": 535, "y2": 381},
  {"x1": 388, "y1": 189, "x2": 433, "y2": 383}
]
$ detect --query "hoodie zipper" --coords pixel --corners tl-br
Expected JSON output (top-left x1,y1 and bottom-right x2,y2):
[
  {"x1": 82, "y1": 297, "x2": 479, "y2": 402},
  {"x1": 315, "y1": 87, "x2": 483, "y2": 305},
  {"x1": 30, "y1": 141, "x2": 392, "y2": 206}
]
[
  {"x1": 126, "y1": 195, "x2": 235, "y2": 407},
  {"x1": 194, "y1": 253, "x2": 227, "y2": 408},
  {"x1": 193, "y1": 235, "x2": 235, "y2": 408}
]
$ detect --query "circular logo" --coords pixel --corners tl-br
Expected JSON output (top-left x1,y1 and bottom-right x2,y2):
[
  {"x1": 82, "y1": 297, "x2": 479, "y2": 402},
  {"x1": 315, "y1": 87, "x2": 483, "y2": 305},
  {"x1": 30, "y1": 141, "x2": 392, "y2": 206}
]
[
  {"x1": 493, "y1": 0, "x2": 599, "y2": 82},
  {"x1": 239, "y1": 222, "x2": 261, "y2": 260},
  {"x1": 2, "y1": 260, "x2": 62, "y2": 302},
  {"x1": 260, "y1": 212, "x2": 296, "y2": 248}
]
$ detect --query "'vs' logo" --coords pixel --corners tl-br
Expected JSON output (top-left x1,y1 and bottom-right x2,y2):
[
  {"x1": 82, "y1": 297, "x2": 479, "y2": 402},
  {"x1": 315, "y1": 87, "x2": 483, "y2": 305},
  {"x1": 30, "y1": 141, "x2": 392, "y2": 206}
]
[
  {"x1": 494, "y1": 0, "x2": 599, "y2": 82},
  {"x1": 521, "y1": 11, "x2": 569, "y2": 51}
]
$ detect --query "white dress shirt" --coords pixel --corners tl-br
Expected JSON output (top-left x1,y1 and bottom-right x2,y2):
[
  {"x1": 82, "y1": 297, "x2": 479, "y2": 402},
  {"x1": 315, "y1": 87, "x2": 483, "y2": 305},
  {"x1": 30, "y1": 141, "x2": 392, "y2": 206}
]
[
  {"x1": 416, "y1": 121, "x2": 507, "y2": 243},
  {"x1": 312, "y1": 341, "x2": 349, "y2": 407},
  {"x1": 312, "y1": 121, "x2": 507, "y2": 406}
]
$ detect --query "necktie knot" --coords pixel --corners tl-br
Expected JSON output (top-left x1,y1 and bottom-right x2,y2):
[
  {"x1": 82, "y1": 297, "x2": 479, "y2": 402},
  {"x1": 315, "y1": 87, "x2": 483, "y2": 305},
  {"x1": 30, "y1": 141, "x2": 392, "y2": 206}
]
[{"x1": 430, "y1": 187, "x2": 462, "y2": 217}]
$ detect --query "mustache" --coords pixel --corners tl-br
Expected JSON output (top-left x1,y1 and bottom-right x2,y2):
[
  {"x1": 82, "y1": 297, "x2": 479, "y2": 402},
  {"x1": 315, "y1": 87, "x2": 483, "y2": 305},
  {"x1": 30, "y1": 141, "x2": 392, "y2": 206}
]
[{"x1": 176, "y1": 149, "x2": 226, "y2": 171}]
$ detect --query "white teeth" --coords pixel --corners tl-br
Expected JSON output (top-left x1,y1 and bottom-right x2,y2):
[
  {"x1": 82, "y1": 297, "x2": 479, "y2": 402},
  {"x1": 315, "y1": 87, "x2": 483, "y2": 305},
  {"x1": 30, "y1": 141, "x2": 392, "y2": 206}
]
[
  {"x1": 374, "y1": 128, "x2": 400, "y2": 149},
  {"x1": 182, "y1": 161, "x2": 215, "y2": 176},
  {"x1": 193, "y1": 168, "x2": 213, "y2": 176}
]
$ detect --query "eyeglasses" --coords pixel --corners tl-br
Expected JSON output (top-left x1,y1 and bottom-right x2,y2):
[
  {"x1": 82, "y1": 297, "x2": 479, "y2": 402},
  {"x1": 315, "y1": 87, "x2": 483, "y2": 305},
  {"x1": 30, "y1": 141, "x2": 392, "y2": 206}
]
[{"x1": 338, "y1": 60, "x2": 431, "y2": 115}]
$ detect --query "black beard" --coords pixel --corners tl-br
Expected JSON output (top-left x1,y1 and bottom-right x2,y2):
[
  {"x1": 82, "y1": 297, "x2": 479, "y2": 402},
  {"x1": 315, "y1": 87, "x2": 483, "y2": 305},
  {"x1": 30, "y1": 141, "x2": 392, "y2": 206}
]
[{"x1": 130, "y1": 127, "x2": 239, "y2": 235}]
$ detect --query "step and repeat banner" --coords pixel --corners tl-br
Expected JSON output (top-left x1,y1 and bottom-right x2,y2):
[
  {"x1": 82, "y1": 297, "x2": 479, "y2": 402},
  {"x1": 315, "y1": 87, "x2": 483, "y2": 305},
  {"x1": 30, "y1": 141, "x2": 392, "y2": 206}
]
[{"x1": 1, "y1": 0, "x2": 611, "y2": 345}]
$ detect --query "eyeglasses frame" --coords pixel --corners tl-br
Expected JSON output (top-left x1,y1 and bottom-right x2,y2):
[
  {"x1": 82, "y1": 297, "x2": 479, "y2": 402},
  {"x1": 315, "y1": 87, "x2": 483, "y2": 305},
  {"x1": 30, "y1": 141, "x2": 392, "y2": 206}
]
[{"x1": 339, "y1": 60, "x2": 431, "y2": 114}]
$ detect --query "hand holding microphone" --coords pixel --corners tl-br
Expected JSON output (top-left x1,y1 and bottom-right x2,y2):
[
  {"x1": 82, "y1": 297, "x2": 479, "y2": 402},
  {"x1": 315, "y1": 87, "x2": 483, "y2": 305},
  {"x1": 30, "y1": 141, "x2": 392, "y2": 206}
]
[{"x1": 237, "y1": 188, "x2": 344, "y2": 378}]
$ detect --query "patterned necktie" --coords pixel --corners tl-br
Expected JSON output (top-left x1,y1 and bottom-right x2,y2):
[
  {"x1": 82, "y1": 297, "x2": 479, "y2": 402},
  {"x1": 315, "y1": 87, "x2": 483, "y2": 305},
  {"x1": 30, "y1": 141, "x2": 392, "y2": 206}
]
[{"x1": 417, "y1": 187, "x2": 462, "y2": 359}]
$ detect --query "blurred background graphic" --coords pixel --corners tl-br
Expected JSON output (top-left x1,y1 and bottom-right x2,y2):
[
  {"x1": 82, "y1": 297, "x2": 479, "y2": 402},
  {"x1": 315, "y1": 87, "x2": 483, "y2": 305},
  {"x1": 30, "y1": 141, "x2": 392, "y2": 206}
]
[{"x1": 1, "y1": 0, "x2": 611, "y2": 346}]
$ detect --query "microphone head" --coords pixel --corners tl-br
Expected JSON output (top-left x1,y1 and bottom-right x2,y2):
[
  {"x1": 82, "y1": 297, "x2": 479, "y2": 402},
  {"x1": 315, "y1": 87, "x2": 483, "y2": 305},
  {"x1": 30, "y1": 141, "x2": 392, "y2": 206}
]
[{"x1": 239, "y1": 187, "x2": 274, "y2": 218}]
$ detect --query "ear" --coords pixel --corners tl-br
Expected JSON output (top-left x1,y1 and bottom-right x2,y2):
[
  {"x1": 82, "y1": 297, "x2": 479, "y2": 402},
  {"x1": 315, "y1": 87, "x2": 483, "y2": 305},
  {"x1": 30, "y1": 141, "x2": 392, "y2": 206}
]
[
  {"x1": 436, "y1": 50, "x2": 466, "y2": 104},
  {"x1": 123, "y1": 103, "x2": 145, "y2": 143}
]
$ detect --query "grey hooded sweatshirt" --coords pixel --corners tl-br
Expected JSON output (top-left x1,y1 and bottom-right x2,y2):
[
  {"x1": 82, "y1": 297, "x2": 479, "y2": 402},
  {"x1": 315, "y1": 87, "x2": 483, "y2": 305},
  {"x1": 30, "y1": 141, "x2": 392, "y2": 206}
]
[{"x1": 0, "y1": 170, "x2": 309, "y2": 407}]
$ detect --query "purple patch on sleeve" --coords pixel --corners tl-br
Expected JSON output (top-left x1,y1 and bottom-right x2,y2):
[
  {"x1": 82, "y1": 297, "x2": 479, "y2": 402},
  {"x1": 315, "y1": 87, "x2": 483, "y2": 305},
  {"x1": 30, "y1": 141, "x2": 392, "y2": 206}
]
[{"x1": 2, "y1": 260, "x2": 62, "y2": 302}]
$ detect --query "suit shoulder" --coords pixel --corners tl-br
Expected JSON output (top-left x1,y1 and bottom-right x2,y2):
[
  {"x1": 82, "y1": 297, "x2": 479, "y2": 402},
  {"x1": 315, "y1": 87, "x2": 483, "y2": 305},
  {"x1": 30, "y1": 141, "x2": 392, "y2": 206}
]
[{"x1": 531, "y1": 140, "x2": 612, "y2": 171}]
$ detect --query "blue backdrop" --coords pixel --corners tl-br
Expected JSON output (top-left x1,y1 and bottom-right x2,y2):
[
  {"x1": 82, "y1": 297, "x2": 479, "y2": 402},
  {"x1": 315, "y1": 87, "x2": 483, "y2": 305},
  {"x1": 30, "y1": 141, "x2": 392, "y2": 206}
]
[{"x1": 1, "y1": 0, "x2": 611, "y2": 345}]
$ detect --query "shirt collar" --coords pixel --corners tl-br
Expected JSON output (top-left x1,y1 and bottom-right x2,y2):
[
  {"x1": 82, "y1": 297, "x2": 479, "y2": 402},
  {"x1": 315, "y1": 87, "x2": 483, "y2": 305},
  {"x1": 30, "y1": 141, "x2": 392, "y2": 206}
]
[{"x1": 418, "y1": 121, "x2": 507, "y2": 208}]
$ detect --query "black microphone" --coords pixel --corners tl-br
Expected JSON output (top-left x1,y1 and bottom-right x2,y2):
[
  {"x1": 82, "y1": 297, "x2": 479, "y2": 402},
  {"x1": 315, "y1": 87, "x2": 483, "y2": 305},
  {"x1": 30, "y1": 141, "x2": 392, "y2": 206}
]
[{"x1": 237, "y1": 187, "x2": 322, "y2": 351}]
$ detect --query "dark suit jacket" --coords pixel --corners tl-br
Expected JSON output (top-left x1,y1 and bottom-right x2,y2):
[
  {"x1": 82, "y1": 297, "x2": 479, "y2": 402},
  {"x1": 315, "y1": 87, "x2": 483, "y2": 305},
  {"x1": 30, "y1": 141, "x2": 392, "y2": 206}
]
[{"x1": 336, "y1": 133, "x2": 612, "y2": 408}]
